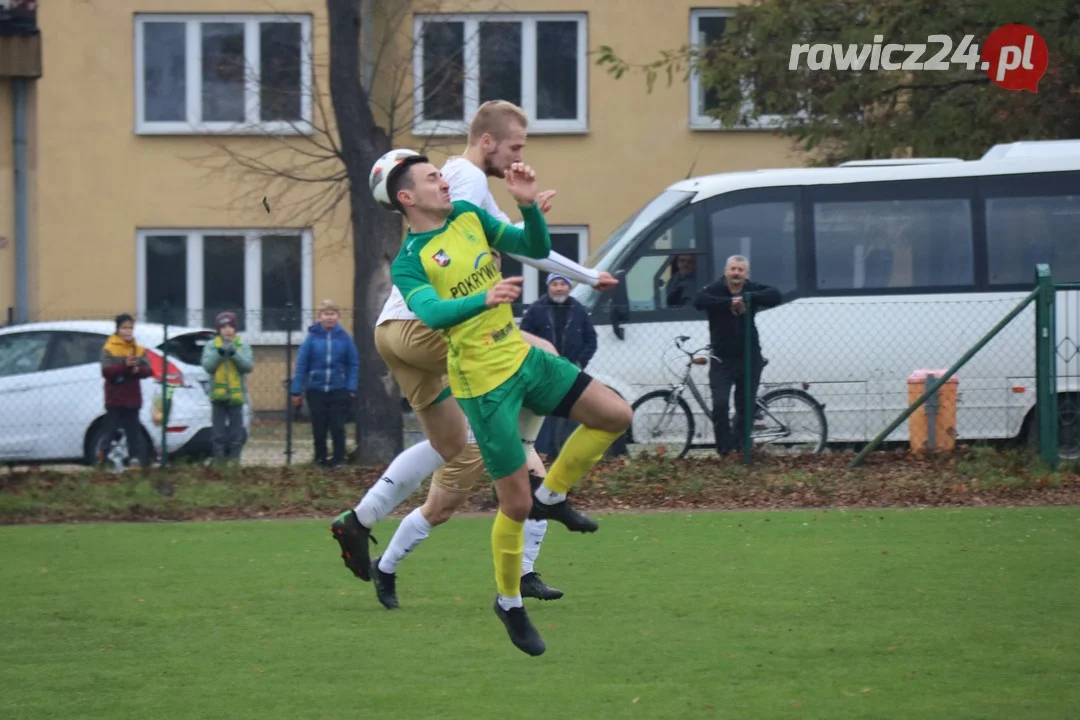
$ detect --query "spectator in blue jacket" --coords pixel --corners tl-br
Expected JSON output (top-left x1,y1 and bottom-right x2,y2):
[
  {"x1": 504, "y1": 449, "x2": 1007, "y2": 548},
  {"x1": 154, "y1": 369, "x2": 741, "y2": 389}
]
[
  {"x1": 520, "y1": 273, "x2": 598, "y2": 457},
  {"x1": 290, "y1": 299, "x2": 359, "y2": 467}
]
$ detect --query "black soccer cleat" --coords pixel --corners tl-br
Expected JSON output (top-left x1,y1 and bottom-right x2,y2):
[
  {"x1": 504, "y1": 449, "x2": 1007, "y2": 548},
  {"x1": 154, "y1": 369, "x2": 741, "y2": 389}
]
[
  {"x1": 520, "y1": 572, "x2": 564, "y2": 601},
  {"x1": 528, "y1": 495, "x2": 598, "y2": 533},
  {"x1": 371, "y1": 556, "x2": 399, "y2": 610},
  {"x1": 493, "y1": 598, "x2": 546, "y2": 656},
  {"x1": 330, "y1": 509, "x2": 376, "y2": 581}
]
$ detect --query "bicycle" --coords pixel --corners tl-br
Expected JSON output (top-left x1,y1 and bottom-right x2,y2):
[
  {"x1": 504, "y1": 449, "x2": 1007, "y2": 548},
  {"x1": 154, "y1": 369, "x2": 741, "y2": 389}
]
[{"x1": 627, "y1": 335, "x2": 828, "y2": 458}]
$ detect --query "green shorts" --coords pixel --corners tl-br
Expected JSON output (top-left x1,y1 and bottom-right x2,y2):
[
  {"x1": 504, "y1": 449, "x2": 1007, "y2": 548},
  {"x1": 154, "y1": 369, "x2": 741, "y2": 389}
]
[{"x1": 458, "y1": 346, "x2": 590, "y2": 480}]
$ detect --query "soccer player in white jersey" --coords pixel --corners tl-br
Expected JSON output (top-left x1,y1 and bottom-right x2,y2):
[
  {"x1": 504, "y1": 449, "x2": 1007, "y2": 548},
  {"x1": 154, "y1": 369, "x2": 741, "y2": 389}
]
[{"x1": 331, "y1": 100, "x2": 616, "y2": 609}]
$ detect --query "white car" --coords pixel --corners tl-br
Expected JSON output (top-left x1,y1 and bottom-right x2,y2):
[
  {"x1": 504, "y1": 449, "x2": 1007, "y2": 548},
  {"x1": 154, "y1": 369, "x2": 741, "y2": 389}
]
[{"x1": 0, "y1": 320, "x2": 252, "y2": 466}]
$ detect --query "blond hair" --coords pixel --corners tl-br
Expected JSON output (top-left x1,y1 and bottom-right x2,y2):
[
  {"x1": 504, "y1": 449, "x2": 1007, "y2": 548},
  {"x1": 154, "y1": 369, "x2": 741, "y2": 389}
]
[
  {"x1": 467, "y1": 100, "x2": 528, "y2": 145},
  {"x1": 318, "y1": 298, "x2": 340, "y2": 313}
]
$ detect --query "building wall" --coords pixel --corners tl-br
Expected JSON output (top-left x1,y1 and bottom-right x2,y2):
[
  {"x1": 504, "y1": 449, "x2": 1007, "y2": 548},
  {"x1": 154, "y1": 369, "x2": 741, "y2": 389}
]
[
  {"x1": 0, "y1": 76, "x2": 39, "y2": 325},
  {"x1": 403, "y1": 0, "x2": 803, "y2": 255},
  {"x1": 32, "y1": 0, "x2": 347, "y2": 323},
  {"x1": 24, "y1": 0, "x2": 804, "y2": 412},
  {"x1": 0, "y1": 78, "x2": 13, "y2": 318}
]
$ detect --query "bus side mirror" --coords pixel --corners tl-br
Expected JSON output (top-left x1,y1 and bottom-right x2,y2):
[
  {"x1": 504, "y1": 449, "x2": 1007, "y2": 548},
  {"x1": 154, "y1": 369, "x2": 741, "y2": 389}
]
[{"x1": 609, "y1": 269, "x2": 629, "y2": 341}]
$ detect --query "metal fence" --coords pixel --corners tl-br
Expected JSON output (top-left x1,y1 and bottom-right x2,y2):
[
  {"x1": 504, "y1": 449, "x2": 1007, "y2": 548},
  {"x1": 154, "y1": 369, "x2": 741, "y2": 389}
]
[
  {"x1": 3, "y1": 272, "x2": 1077, "y2": 471},
  {"x1": 616, "y1": 266, "x2": 1078, "y2": 466},
  {"x1": 0, "y1": 305, "x2": 377, "y2": 469}
]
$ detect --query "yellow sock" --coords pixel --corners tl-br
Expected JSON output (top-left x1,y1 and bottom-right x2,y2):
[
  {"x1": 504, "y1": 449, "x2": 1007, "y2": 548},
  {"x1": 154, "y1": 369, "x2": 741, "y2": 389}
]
[
  {"x1": 542, "y1": 425, "x2": 624, "y2": 496},
  {"x1": 492, "y1": 510, "x2": 525, "y2": 598}
]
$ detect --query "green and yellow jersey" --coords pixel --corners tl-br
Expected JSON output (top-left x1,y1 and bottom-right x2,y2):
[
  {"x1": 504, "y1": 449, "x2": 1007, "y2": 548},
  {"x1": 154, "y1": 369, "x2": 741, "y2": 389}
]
[{"x1": 390, "y1": 199, "x2": 552, "y2": 398}]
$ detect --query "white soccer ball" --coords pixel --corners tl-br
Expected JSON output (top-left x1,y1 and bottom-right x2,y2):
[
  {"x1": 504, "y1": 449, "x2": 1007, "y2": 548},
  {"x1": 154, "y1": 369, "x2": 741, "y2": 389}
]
[{"x1": 369, "y1": 148, "x2": 423, "y2": 212}]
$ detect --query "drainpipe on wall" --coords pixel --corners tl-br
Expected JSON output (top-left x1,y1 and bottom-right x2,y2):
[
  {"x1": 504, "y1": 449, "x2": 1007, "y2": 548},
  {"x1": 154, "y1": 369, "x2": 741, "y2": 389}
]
[
  {"x1": 13, "y1": 76, "x2": 28, "y2": 325},
  {"x1": 362, "y1": 0, "x2": 374, "y2": 92}
]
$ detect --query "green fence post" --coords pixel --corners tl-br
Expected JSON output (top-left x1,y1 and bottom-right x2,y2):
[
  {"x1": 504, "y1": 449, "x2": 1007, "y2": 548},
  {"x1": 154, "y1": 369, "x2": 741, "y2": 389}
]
[
  {"x1": 160, "y1": 303, "x2": 170, "y2": 469},
  {"x1": 1034, "y1": 264, "x2": 1058, "y2": 469},
  {"x1": 743, "y1": 290, "x2": 753, "y2": 465}
]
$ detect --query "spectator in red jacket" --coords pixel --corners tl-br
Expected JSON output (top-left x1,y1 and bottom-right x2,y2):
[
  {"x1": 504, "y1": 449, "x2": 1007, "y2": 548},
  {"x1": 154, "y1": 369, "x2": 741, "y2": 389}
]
[{"x1": 99, "y1": 313, "x2": 153, "y2": 469}]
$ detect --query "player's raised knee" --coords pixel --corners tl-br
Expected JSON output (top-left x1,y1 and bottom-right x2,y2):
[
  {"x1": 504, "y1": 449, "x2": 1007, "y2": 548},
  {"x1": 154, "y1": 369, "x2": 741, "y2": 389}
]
[
  {"x1": 596, "y1": 394, "x2": 632, "y2": 434},
  {"x1": 493, "y1": 468, "x2": 533, "y2": 522},
  {"x1": 574, "y1": 380, "x2": 632, "y2": 434},
  {"x1": 421, "y1": 500, "x2": 457, "y2": 526},
  {"x1": 610, "y1": 395, "x2": 633, "y2": 433}
]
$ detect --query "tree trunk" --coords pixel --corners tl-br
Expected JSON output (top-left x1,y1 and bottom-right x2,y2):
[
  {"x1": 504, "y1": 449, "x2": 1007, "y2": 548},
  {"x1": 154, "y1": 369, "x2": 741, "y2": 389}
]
[{"x1": 326, "y1": 0, "x2": 403, "y2": 463}]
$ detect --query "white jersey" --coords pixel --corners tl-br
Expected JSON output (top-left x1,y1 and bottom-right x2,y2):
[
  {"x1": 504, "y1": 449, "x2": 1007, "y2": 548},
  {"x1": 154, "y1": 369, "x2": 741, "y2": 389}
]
[{"x1": 375, "y1": 156, "x2": 600, "y2": 326}]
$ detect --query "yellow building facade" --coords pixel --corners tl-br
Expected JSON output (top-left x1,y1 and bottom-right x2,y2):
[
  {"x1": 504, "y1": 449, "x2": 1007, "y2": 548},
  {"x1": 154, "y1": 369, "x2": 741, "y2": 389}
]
[{"x1": 0, "y1": 0, "x2": 801, "y2": 409}]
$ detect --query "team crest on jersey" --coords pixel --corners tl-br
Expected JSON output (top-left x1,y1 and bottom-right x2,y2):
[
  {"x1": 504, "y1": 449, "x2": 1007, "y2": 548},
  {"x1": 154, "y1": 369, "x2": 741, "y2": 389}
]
[{"x1": 432, "y1": 249, "x2": 451, "y2": 267}]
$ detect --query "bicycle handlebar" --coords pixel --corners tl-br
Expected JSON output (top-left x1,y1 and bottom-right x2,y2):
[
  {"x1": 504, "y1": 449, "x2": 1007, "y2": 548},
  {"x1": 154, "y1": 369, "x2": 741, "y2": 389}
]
[{"x1": 673, "y1": 335, "x2": 716, "y2": 363}]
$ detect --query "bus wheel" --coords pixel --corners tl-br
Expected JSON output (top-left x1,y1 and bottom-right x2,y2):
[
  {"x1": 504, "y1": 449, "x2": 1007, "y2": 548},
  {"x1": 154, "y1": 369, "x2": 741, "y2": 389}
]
[{"x1": 1025, "y1": 392, "x2": 1080, "y2": 461}]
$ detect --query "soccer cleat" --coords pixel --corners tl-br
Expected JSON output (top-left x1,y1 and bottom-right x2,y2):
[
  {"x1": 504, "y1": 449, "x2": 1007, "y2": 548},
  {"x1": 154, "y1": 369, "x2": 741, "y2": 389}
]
[
  {"x1": 330, "y1": 509, "x2": 377, "y2": 581},
  {"x1": 527, "y1": 471, "x2": 599, "y2": 532},
  {"x1": 370, "y1": 556, "x2": 399, "y2": 610},
  {"x1": 520, "y1": 572, "x2": 564, "y2": 601},
  {"x1": 493, "y1": 598, "x2": 546, "y2": 656},
  {"x1": 528, "y1": 495, "x2": 598, "y2": 533}
]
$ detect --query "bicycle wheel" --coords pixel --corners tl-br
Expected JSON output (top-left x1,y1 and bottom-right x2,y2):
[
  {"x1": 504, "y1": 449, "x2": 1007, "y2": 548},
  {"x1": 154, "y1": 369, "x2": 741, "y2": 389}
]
[
  {"x1": 629, "y1": 390, "x2": 695, "y2": 458},
  {"x1": 755, "y1": 388, "x2": 828, "y2": 455}
]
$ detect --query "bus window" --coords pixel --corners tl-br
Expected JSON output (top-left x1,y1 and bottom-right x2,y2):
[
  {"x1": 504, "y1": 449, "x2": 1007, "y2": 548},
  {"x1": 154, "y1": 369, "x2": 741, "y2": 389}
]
[
  {"x1": 622, "y1": 208, "x2": 704, "y2": 312},
  {"x1": 986, "y1": 195, "x2": 1080, "y2": 284},
  {"x1": 814, "y1": 198, "x2": 974, "y2": 291},
  {"x1": 709, "y1": 201, "x2": 797, "y2": 295}
]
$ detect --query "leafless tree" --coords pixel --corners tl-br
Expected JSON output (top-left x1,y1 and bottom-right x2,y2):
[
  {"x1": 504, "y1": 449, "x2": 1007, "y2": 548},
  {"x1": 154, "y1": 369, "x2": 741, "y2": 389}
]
[{"x1": 188, "y1": 0, "x2": 514, "y2": 463}]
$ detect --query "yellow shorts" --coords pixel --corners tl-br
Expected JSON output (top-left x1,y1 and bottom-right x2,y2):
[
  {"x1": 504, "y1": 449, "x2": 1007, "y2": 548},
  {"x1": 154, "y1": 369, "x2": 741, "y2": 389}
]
[{"x1": 375, "y1": 319, "x2": 487, "y2": 493}]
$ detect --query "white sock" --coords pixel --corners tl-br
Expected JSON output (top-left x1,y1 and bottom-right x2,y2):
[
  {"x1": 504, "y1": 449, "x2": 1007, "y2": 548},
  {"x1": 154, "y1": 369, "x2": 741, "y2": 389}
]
[
  {"x1": 378, "y1": 508, "x2": 432, "y2": 574},
  {"x1": 355, "y1": 441, "x2": 445, "y2": 528},
  {"x1": 534, "y1": 485, "x2": 566, "y2": 506},
  {"x1": 497, "y1": 594, "x2": 524, "y2": 610},
  {"x1": 518, "y1": 409, "x2": 545, "y2": 445},
  {"x1": 521, "y1": 519, "x2": 548, "y2": 575}
]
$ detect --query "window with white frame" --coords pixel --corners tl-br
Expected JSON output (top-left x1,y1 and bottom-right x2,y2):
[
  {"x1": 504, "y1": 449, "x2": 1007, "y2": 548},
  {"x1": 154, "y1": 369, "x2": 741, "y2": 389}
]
[
  {"x1": 688, "y1": 8, "x2": 783, "y2": 130},
  {"x1": 499, "y1": 226, "x2": 589, "y2": 314},
  {"x1": 413, "y1": 13, "x2": 588, "y2": 135},
  {"x1": 134, "y1": 14, "x2": 313, "y2": 134},
  {"x1": 136, "y1": 230, "x2": 313, "y2": 342}
]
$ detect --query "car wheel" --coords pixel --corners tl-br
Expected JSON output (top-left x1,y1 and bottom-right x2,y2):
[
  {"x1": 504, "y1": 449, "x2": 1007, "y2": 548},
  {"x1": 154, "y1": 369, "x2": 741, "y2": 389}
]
[
  {"x1": 86, "y1": 421, "x2": 126, "y2": 468},
  {"x1": 85, "y1": 422, "x2": 152, "y2": 470}
]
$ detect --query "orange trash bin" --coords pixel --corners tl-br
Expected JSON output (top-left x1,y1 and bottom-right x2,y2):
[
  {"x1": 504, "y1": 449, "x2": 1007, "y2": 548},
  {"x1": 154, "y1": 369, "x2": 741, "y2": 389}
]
[{"x1": 907, "y1": 369, "x2": 958, "y2": 453}]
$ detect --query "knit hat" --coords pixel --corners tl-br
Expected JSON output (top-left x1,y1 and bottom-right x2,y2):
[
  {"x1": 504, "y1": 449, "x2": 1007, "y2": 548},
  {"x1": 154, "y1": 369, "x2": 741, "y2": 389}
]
[
  {"x1": 547, "y1": 273, "x2": 572, "y2": 287},
  {"x1": 215, "y1": 311, "x2": 238, "y2": 329}
]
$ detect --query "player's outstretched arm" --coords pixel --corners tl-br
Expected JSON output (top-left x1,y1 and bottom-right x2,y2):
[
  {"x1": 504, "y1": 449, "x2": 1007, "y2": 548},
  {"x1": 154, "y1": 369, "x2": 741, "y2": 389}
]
[{"x1": 504, "y1": 248, "x2": 601, "y2": 287}]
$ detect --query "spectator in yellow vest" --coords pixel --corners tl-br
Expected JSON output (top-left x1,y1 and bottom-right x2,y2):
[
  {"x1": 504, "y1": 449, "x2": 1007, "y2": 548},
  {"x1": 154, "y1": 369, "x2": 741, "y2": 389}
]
[{"x1": 201, "y1": 311, "x2": 254, "y2": 464}]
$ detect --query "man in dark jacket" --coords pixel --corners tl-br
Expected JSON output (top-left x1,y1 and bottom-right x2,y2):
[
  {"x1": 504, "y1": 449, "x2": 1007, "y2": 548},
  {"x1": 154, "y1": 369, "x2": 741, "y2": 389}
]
[
  {"x1": 99, "y1": 313, "x2": 154, "y2": 469},
  {"x1": 520, "y1": 273, "x2": 598, "y2": 456},
  {"x1": 692, "y1": 255, "x2": 782, "y2": 456}
]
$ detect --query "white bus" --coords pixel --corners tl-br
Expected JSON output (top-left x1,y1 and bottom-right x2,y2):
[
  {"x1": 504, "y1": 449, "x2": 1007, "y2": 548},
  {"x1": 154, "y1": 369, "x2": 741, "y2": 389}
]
[{"x1": 572, "y1": 141, "x2": 1080, "y2": 457}]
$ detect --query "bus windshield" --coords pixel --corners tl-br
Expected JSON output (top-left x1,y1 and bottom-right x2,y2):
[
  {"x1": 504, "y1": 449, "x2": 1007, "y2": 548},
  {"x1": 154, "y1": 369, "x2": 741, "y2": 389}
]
[{"x1": 584, "y1": 190, "x2": 694, "y2": 269}]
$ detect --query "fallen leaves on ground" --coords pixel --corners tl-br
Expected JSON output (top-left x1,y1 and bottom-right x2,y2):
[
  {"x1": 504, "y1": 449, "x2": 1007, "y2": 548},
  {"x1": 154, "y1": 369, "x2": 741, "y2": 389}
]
[{"x1": 1, "y1": 446, "x2": 1078, "y2": 524}]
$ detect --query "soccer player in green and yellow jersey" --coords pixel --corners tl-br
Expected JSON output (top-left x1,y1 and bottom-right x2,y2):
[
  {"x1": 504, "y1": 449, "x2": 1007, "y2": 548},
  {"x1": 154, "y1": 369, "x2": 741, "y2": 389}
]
[{"x1": 372, "y1": 150, "x2": 632, "y2": 656}]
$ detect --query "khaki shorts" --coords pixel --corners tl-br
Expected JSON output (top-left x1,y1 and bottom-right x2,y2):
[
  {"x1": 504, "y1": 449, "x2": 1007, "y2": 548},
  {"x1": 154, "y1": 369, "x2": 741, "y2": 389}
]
[
  {"x1": 432, "y1": 442, "x2": 488, "y2": 493},
  {"x1": 375, "y1": 319, "x2": 487, "y2": 493},
  {"x1": 374, "y1": 319, "x2": 449, "y2": 411}
]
